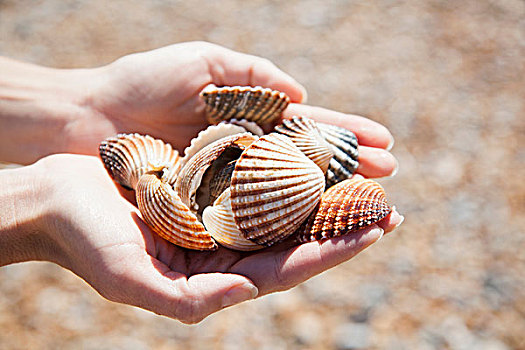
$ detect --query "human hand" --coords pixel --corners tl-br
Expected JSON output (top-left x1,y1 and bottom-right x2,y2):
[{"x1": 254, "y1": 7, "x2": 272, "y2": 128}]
[
  {"x1": 88, "y1": 41, "x2": 397, "y2": 178},
  {"x1": 0, "y1": 154, "x2": 402, "y2": 323},
  {"x1": 0, "y1": 41, "x2": 395, "y2": 176}
]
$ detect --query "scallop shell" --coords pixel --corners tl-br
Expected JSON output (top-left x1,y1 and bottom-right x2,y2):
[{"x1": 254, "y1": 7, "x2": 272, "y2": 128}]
[
  {"x1": 297, "y1": 178, "x2": 391, "y2": 242},
  {"x1": 182, "y1": 123, "x2": 248, "y2": 163},
  {"x1": 230, "y1": 133, "x2": 326, "y2": 246},
  {"x1": 274, "y1": 116, "x2": 334, "y2": 173},
  {"x1": 175, "y1": 133, "x2": 258, "y2": 214},
  {"x1": 202, "y1": 188, "x2": 264, "y2": 251},
  {"x1": 200, "y1": 84, "x2": 290, "y2": 125},
  {"x1": 136, "y1": 172, "x2": 217, "y2": 250},
  {"x1": 99, "y1": 133, "x2": 182, "y2": 190},
  {"x1": 316, "y1": 123, "x2": 360, "y2": 188}
]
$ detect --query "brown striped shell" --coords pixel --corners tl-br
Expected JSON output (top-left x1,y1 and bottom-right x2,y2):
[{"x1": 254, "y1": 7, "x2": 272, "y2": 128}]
[
  {"x1": 175, "y1": 133, "x2": 258, "y2": 214},
  {"x1": 230, "y1": 133, "x2": 326, "y2": 246},
  {"x1": 200, "y1": 84, "x2": 290, "y2": 125},
  {"x1": 99, "y1": 133, "x2": 182, "y2": 190},
  {"x1": 274, "y1": 116, "x2": 334, "y2": 173},
  {"x1": 316, "y1": 123, "x2": 360, "y2": 188},
  {"x1": 297, "y1": 178, "x2": 391, "y2": 242}
]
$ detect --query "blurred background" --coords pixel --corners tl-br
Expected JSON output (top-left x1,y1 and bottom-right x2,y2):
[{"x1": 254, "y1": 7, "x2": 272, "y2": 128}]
[{"x1": 1, "y1": 0, "x2": 524, "y2": 349}]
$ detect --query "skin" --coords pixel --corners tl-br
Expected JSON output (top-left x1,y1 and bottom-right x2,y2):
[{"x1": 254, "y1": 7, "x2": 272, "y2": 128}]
[{"x1": 0, "y1": 41, "x2": 403, "y2": 323}]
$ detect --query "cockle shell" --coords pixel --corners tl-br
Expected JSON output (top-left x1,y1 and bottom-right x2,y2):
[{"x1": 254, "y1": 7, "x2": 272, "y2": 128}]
[
  {"x1": 230, "y1": 133, "x2": 326, "y2": 246},
  {"x1": 220, "y1": 118, "x2": 264, "y2": 136},
  {"x1": 202, "y1": 188, "x2": 264, "y2": 251},
  {"x1": 316, "y1": 123, "x2": 360, "y2": 188},
  {"x1": 297, "y1": 178, "x2": 391, "y2": 243},
  {"x1": 274, "y1": 116, "x2": 334, "y2": 173},
  {"x1": 175, "y1": 133, "x2": 258, "y2": 214},
  {"x1": 99, "y1": 133, "x2": 182, "y2": 190},
  {"x1": 182, "y1": 123, "x2": 248, "y2": 163},
  {"x1": 200, "y1": 84, "x2": 290, "y2": 125},
  {"x1": 136, "y1": 171, "x2": 217, "y2": 250}
]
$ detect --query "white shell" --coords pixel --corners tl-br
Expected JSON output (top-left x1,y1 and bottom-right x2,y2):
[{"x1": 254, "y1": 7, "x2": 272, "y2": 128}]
[
  {"x1": 230, "y1": 133, "x2": 326, "y2": 246},
  {"x1": 202, "y1": 188, "x2": 264, "y2": 251},
  {"x1": 274, "y1": 116, "x2": 334, "y2": 173},
  {"x1": 183, "y1": 123, "x2": 248, "y2": 164}
]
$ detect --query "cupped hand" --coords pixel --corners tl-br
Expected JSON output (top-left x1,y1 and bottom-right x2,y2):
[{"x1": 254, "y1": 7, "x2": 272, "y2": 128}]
[
  {"x1": 34, "y1": 154, "x2": 402, "y2": 324},
  {"x1": 69, "y1": 41, "x2": 396, "y2": 178}
]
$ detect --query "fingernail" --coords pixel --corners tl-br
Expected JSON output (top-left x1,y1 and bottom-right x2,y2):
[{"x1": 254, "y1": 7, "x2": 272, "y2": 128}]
[
  {"x1": 222, "y1": 283, "x2": 259, "y2": 308},
  {"x1": 388, "y1": 161, "x2": 399, "y2": 177},
  {"x1": 391, "y1": 206, "x2": 405, "y2": 229},
  {"x1": 300, "y1": 86, "x2": 308, "y2": 103},
  {"x1": 387, "y1": 136, "x2": 395, "y2": 151},
  {"x1": 375, "y1": 229, "x2": 385, "y2": 242}
]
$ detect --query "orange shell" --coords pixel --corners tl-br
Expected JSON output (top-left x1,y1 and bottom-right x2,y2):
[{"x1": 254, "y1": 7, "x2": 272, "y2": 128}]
[
  {"x1": 297, "y1": 178, "x2": 391, "y2": 242},
  {"x1": 200, "y1": 84, "x2": 290, "y2": 125},
  {"x1": 136, "y1": 173, "x2": 218, "y2": 251}
]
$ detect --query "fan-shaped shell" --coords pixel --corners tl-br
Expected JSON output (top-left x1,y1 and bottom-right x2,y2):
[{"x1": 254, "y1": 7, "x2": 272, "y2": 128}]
[
  {"x1": 200, "y1": 84, "x2": 290, "y2": 125},
  {"x1": 274, "y1": 116, "x2": 334, "y2": 173},
  {"x1": 297, "y1": 178, "x2": 391, "y2": 242},
  {"x1": 220, "y1": 118, "x2": 264, "y2": 136},
  {"x1": 175, "y1": 133, "x2": 258, "y2": 214},
  {"x1": 136, "y1": 172, "x2": 217, "y2": 250},
  {"x1": 202, "y1": 188, "x2": 264, "y2": 251},
  {"x1": 316, "y1": 123, "x2": 360, "y2": 188},
  {"x1": 230, "y1": 133, "x2": 326, "y2": 246},
  {"x1": 99, "y1": 133, "x2": 182, "y2": 190},
  {"x1": 183, "y1": 123, "x2": 248, "y2": 163}
]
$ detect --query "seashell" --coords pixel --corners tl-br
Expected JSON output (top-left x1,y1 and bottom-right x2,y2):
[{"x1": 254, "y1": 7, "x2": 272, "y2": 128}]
[
  {"x1": 99, "y1": 133, "x2": 182, "y2": 190},
  {"x1": 136, "y1": 171, "x2": 217, "y2": 251},
  {"x1": 230, "y1": 133, "x2": 326, "y2": 246},
  {"x1": 183, "y1": 123, "x2": 248, "y2": 163},
  {"x1": 220, "y1": 118, "x2": 264, "y2": 136},
  {"x1": 274, "y1": 116, "x2": 334, "y2": 173},
  {"x1": 200, "y1": 84, "x2": 290, "y2": 125},
  {"x1": 202, "y1": 188, "x2": 264, "y2": 251},
  {"x1": 316, "y1": 123, "x2": 360, "y2": 188},
  {"x1": 297, "y1": 178, "x2": 391, "y2": 243},
  {"x1": 208, "y1": 159, "x2": 236, "y2": 204},
  {"x1": 175, "y1": 133, "x2": 258, "y2": 215}
]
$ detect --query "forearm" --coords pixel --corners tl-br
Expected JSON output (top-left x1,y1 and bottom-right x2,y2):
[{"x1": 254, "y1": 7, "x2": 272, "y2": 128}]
[
  {"x1": 0, "y1": 57, "x2": 105, "y2": 164},
  {"x1": 0, "y1": 164, "x2": 56, "y2": 266}
]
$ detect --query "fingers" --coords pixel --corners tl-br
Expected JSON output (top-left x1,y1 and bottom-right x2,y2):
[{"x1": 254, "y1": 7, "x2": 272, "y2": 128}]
[
  {"x1": 284, "y1": 103, "x2": 394, "y2": 149},
  {"x1": 356, "y1": 146, "x2": 398, "y2": 178},
  {"x1": 230, "y1": 226, "x2": 384, "y2": 296},
  {"x1": 97, "y1": 246, "x2": 257, "y2": 324},
  {"x1": 204, "y1": 44, "x2": 307, "y2": 103},
  {"x1": 380, "y1": 206, "x2": 405, "y2": 234}
]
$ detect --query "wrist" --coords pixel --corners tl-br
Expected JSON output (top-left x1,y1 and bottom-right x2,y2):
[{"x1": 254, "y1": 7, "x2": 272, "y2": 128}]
[
  {"x1": 0, "y1": 163, "x2": 58, "y2": 266},
  {"x1": 0, "y1": 57, "x2": 110, "y2": 164}
]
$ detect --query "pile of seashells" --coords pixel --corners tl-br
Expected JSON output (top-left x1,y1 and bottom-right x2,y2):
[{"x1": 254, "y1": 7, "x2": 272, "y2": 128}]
[{"x1": 99, "y1": 85, "x2": 392, "y2": 251}]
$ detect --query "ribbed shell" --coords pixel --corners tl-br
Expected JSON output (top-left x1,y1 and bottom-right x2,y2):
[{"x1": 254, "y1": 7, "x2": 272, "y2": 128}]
[
  {"x1": 182, "y1": 123, "x2": 248, "y2": 164},
  {"x1": 175, "y1": 133, "x2": 258, "y2": 213},
  {"x1": 316, "y1": 123, "x2": 360, "y2": 188},
  {"x1": 297, "y1": 178, "x2": 391, "y2": 242},
  {"x1": 274, "y1": 116, "x2": 334, "y2": 173},
  {"x1": 136, "y1": 173, "x2": 217, "y2": 251},
  {"x1": 220, "y1": 118, "x2": 264, "y2": 136},
  {"x1": 230, "y1": 133, "x2": 326, "y2": 246},
  {"x1": 99, "y1": 133, "x2": 181, "y2": 190},
  {"x1": 200, "y1": 84, "x2": 290, "y2": 125},
  {"x1": 202, "y1": 188, "x2": 264, "y2": 251}
]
